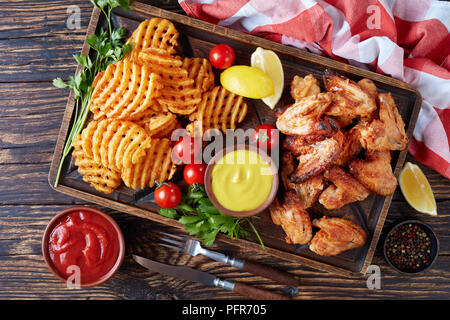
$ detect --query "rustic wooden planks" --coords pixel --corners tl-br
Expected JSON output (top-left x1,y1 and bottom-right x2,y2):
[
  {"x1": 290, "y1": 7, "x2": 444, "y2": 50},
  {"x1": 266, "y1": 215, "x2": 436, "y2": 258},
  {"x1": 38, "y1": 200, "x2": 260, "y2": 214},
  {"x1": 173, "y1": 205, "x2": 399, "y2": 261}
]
[{"x1": 0, "y1": 204, "x2": 449, "y2": 299}]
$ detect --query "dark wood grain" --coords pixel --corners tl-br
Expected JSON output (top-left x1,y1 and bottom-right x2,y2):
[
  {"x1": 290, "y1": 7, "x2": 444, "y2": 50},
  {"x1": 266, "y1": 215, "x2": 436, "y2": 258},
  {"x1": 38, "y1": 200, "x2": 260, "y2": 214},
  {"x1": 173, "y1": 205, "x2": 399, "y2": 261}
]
[
  {"x1": 232, "y1": 282, "x2": 291, "y2": 300},
  {"x1": 0, "y1": 0, "x2": 449, "y2": 300},
  {"x1": 0, "y1": 205, "x2": 449, "y2": 299},
  {"x1": 241, "y1": 260, "x2": 301, "y2": 287}
]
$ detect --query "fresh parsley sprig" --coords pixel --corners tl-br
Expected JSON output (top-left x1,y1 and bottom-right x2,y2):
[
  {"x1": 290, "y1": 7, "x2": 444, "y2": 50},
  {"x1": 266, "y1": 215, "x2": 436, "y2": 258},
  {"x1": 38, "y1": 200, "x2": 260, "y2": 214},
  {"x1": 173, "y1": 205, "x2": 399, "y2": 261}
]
[
  {"x1": 53, "y1": 0, "x2": 132, "y2": 187},
  {"x1": 159, "y1": 184, "x2": 265, "y2": 248}
]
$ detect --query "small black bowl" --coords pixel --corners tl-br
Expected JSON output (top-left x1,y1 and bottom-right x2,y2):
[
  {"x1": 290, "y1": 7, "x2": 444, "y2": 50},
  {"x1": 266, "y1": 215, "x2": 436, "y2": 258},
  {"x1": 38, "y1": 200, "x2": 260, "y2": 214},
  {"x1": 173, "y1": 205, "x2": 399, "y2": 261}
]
[{"x1": 382, "y1": 219, "x2": 439, "y2": 274}]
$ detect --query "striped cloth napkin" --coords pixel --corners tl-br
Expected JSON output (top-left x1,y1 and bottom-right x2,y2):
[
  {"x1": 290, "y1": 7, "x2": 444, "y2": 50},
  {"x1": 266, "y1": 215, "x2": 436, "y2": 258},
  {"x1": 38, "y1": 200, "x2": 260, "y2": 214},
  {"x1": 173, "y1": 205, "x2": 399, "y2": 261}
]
[{"x1": 179, "y1": 0, "x2": 450, "y2": 179}]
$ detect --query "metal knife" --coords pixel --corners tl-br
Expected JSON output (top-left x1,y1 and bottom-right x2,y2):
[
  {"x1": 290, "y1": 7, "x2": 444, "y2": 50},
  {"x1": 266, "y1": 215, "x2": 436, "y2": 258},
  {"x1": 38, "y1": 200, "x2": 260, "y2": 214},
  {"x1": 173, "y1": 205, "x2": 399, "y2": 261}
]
[{"x1": 132, "y1": 254, "x2": 290, "y2": 300}]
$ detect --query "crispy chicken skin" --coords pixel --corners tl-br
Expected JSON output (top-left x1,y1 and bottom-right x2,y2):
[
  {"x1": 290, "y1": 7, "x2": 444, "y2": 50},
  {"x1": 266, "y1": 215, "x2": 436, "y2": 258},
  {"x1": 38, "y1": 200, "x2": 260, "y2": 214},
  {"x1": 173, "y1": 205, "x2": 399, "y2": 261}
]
[
  {"x1": 357, "y1": 78, "x2": 379, "y2": 121},
  {"x1": 332, "y1": 115, "x2": 354, "y2": 128},
  {"x1": 281, "y1": 117, "x2": 339, "y2": 156},
  {"x1": 333, "y1": 127, "x2": 362, "y2": 166},
  {"x1": 309, "y1": 216, "x2": 367, "y2": 256},
  {"x1": 282, "y1": 135, "x2": 310, "y2": 157},
  {"x1": 280, "y1": 152, "x2": 324, "y2": 209},
  {"x1": 269, "y1": 191, "x2": 313, "y2": 245},
  {"x1": 276, "y1": 93, "x2": 332, "y2": 136},
  {"x1": 280, "y1": 152, "x2": 297, "y2": 189},
  {"x1": 357, "y1": 78, "x2": 378, "y2": 99},
  {"x1": 290, "y1": 130, "x2": 344, "y2": 183},
  {"x1": 290, "y1": 74, "x2": 321, "y2": 101},
  {"x1": 349, "y1": 150, "x2": 397, "y2": 196},
  {"x1": 323, "y1": 74, "x2": 377, "y2": 119},
  {"x1": 358, "y1": 93, "x2": 408, "y2": 151},
  {"x1": 318, "y1": 166, "x2": 370, "y2": 210}
]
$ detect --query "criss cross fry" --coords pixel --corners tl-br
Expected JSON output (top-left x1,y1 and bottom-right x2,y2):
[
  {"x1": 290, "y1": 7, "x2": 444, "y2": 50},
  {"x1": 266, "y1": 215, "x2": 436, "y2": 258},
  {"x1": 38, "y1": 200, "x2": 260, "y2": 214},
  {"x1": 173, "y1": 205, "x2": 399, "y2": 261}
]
[
  {"x1": 80, "y1": 119, "x2": 152, "y2": 171},
  {"x1": 187, "y1": 86, "x2": 248, "y2": 136},
  {"x1": 121, "y1": 138, "x2": 177, "y2": 190},
  {"x1": 182, "y1": 57, "x2": 215, "y2": 92},
  {"x1": 138, "y1": 48, "x2": 202, "y2": 115},
  {"x1": 72, "y1": 136, "x2": 122, "y2": 194},
  {"x1": 127, "y1": 18, "x2": 179, "y2": 60},
  {"x1": 135, "y1": 112, "x2": 181, "y2": 139},
  {"x1": 90, "y1": 58, "x2": 163, "y2": 120}
]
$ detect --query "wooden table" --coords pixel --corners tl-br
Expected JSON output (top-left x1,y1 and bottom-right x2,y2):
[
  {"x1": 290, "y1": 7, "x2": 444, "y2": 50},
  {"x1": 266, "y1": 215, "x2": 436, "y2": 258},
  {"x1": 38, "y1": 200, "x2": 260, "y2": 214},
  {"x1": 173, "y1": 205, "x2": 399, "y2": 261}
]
[{"x1": 1, "y1": 0, "x2": 449, "y2": 300}]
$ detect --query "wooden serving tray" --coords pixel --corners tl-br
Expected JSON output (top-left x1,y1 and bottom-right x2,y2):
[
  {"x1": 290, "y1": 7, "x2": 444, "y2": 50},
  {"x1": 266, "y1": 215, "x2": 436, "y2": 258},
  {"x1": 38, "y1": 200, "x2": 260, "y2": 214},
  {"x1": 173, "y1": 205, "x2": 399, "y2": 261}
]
[{"x1": 49, "y1": 1, "x2": 422, "y2": 276}]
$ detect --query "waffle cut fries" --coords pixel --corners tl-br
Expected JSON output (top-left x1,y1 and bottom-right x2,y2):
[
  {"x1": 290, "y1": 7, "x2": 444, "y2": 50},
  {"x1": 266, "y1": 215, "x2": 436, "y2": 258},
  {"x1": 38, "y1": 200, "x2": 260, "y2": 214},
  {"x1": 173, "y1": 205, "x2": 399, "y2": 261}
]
[
  {"x1": 182, "y1": 57, "x2": 215, "y2": 92},
  {"x1": 80, "y1": 119, "x2": 152, "y2": 171},
  {"x1": 90, "y1": 59, "x2": 163, "y2": 120},
  {"x1": 121, "y1": 138, "x2": 177, "y2": 189},
  {"x1": 72, "y1": 137, "x2": 122, "y2": 194},
  {"x1": 187, "y1": 86, "x2": 248, "y2": 137},
  {"x1": 136, "y1": 112, "x2": 181, "y2": 139},
  {"x1": 138, "y1": 48, "x2": 202, "y2": 115},
  {"x1": 127, "y1": 18, "x2": 179, "y2": 61},
  {"x1": 69, "y1": 18, "x2": 251, "y2": 195}
]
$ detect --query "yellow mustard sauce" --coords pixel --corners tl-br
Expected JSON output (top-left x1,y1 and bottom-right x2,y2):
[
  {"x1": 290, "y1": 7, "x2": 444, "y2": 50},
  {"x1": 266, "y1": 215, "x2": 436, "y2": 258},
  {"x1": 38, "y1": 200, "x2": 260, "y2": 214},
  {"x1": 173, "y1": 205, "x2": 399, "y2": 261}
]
[{"x1": 211, "y1": 149, "x2": 273, "y2": 212}]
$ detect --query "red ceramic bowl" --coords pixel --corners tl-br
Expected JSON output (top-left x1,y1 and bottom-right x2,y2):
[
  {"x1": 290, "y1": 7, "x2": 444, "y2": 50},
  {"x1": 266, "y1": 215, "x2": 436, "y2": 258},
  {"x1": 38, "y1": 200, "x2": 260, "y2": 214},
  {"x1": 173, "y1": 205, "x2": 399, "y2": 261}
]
[
  {"x1": 42, "y1": 206, "x2": 125, "y2": 288},
  {"x1": 204, "y1": 144, "x2": 279, "y2": 218}
]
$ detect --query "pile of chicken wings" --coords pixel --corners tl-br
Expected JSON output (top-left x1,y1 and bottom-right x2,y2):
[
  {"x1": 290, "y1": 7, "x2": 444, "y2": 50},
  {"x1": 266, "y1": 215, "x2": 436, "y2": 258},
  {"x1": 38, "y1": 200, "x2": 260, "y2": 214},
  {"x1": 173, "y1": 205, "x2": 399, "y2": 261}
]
[{"x1": 270, "y1": 72, "x2": 408, "y2": 256}]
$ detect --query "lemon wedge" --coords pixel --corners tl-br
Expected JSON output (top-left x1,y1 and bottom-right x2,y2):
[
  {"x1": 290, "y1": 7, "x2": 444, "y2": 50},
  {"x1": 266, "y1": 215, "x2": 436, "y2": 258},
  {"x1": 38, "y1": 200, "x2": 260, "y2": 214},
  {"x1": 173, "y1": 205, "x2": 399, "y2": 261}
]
[
  {"x1": 220, "y1": 65, "x2": 274, "y2": 99},
  {"x1": 398, "y1": 162, "x2": 437, "y2": 216},
  {"x1": 251, "y1": 47, "x2": 284, "y2": 109}
]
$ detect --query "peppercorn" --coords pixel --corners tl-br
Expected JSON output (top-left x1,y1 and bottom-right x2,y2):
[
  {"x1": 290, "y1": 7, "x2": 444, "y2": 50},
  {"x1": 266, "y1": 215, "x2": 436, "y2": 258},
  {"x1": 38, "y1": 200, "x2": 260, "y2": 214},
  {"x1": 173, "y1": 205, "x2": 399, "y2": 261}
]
[{"x1": 385, "y1": 223, "x2": 433, "y2": 272}]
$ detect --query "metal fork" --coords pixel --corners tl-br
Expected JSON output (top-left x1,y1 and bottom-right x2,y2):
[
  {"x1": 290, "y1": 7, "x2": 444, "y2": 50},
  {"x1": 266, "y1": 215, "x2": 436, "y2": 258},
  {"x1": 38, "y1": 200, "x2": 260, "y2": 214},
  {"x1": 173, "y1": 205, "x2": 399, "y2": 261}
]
[{"x1": 157, "y1": 231, "x2": 300, "y2": 288}]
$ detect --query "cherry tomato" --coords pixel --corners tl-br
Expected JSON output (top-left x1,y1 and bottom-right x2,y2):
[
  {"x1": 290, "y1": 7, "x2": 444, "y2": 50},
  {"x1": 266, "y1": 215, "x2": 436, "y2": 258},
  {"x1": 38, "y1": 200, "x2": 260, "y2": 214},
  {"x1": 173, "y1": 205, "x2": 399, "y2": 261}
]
[
  {"x1": 154, "y1": 182, "x2": 181, "y2": 208},
  {"x1": 251, "y1": 124, "x2": 279, "y2": 152},
  {"x1": 209, "y1": 44, "x2": 235, "y2": 69},
  {"x1": 184, "y1": 162, "x2": 207, "y2": 185},
  {"x1": 172, "y1": 136, "x2": 201, "y2": 164}
]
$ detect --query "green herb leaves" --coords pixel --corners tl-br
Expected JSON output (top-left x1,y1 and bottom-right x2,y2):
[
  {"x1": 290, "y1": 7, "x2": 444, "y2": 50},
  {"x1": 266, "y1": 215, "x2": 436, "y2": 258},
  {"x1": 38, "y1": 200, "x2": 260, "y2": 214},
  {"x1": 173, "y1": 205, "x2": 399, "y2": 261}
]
[
  {"x1": 87, "y1": 0, "x2": 132, "y2": 69},
  {"x1": 91, "y1": 0, "x2": 130, "y2": 12},
  {"x1": 73, "y1": 54, "x2": 94, "y2": 69},
  {"x1": 158, "y1": 184, "x2": 265, "y2": 248},
  {"x1": 86, "y1": 27, "x2": 132, "y2": 68},
  {"x1": 53, "y1": 54, "x2": 95, "y2": 99},
  {"x1": 159, "y1": 208, "x2": 180, "y2": 219}
]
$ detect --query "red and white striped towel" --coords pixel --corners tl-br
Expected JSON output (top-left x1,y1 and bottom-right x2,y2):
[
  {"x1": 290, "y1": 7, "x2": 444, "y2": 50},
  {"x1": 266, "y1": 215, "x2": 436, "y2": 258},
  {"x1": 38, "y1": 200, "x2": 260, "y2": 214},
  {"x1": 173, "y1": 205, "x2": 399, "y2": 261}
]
[{"x1": 179, "y1": 0, "x2": 450, "y2": 179}]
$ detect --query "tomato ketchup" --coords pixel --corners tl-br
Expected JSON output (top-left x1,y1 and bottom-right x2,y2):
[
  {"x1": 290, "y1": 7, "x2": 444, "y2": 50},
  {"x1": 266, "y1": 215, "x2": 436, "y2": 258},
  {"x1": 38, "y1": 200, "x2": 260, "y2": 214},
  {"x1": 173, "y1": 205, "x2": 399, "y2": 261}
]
[{"x1": 47, "y1": 209, "x2": 121, "y2": 284}]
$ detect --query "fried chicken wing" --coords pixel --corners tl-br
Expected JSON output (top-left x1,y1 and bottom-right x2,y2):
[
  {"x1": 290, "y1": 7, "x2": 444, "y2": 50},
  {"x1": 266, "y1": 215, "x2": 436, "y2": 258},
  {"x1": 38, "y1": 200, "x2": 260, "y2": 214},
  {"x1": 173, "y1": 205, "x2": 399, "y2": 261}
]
[
  {"x1": 281, "y1": 117, "x2": 339, "y2": 156},
  {"x1": 280, "y1": 152, "x2": 324, "y2": 208},
  {"x1": 269, "y1": 190, "x2": 313, "y2": 245},
  {"x1": 323, "y1": 74, "x2": 377, "y2": 118},
  {"x1": 318, "y1": 166, "x2": 370, "y2": 210},
  {"x1": 349, "y1": 150, "x2": 397, "y2": 196},
  {"x1": 276, "y1": 93, "x2": 332, "y2": 136},
  {"x1": 290, "y1": 74, "x2": 321, "y2": 101},
  {"x1": 358, "y1": 93, "x2": 408, "y2": 151},
  {"x1": 333, "y1": 127, "x2": 362, "y2": 166},
  {"x1": 290, "y1": 130, "x2": 344, "y2": 183},
  {"x1": 309, "y1": 216, "x2": 367, "y2": 256}
]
